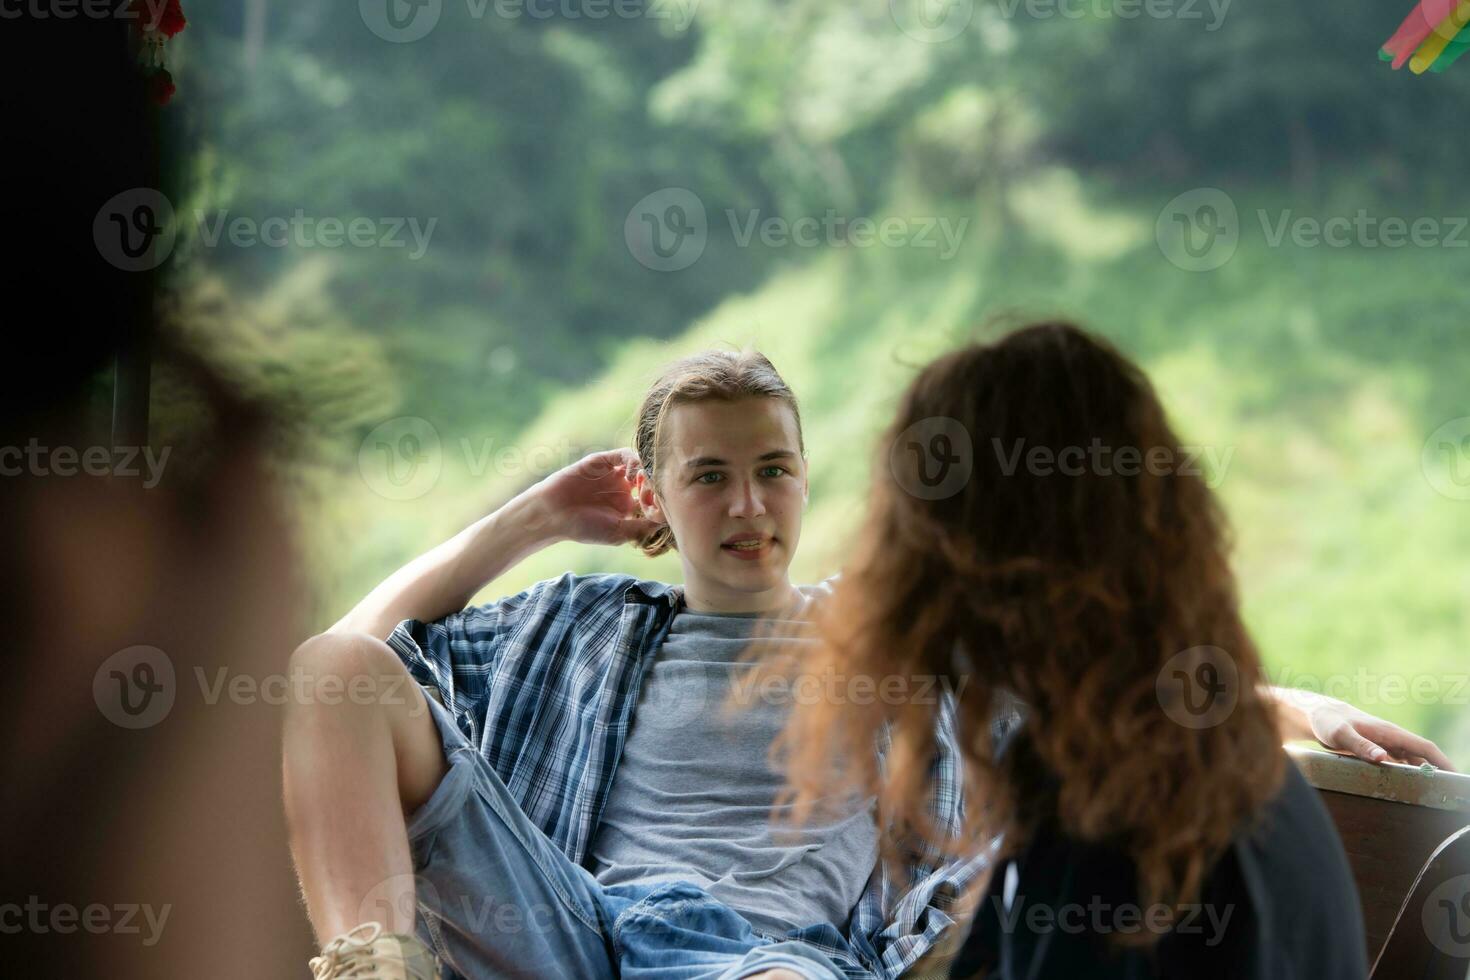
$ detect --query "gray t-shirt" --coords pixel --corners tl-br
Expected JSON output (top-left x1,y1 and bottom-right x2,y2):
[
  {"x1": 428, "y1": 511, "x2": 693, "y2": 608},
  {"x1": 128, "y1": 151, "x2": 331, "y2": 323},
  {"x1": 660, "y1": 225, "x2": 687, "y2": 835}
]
[{"x1": 587, "y1": 583, "x2": 880, "y2": 939}]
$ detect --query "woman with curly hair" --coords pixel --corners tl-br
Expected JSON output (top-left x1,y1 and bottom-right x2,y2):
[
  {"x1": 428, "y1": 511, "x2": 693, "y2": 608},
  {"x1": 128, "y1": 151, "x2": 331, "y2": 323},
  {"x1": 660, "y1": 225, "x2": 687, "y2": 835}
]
[{"x1": 764, "y1": 320, "x2": 1383, "y2": 978}]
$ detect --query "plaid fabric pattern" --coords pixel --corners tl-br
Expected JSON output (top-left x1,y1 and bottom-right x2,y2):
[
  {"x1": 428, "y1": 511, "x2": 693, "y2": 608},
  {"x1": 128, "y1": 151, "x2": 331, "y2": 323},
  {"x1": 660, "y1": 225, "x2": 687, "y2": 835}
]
[{"x1": 387, "y1": 571, "x2": 1001, "y2": 979}]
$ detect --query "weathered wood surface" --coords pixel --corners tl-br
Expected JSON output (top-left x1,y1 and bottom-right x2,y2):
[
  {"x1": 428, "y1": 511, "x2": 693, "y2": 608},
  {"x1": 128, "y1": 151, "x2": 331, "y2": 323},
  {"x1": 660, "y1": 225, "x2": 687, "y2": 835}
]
[
  {"x1": 1290, "y1": 745, "x2": 1470, "y2": 812},
  {"x1": 1288, "y1": 745, "x2": 1470, "y2": 968}
]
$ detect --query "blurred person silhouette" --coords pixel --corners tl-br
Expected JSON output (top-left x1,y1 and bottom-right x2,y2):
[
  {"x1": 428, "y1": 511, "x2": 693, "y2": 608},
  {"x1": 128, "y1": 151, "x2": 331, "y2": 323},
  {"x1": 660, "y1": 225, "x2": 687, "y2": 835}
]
[{"x1": 0, "y1": 8, "x2": 315, "y2": 978}]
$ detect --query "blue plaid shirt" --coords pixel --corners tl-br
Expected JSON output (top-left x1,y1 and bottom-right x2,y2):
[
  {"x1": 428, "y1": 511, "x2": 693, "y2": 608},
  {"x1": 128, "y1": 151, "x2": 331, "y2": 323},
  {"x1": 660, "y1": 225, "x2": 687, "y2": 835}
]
[{"x1": 387, "y1": 571, "x2": 996, "y2": 979}]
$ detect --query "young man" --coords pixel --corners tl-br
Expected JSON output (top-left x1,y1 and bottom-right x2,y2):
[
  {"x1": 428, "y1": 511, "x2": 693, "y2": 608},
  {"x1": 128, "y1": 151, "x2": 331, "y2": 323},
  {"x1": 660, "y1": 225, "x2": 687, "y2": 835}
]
[{"x1": 284, "y1": 350, "x2": 1451, "y2": 980}]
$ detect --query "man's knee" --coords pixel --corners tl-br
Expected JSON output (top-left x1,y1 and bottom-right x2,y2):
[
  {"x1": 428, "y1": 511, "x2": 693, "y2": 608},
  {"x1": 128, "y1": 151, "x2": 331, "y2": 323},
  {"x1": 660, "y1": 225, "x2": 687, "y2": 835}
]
[
  {"x1": 285, "y1": 631, "x2": 421, "y2": 720},
  {"x1": 284, "y1": 631, "x2": 445, "y2": 810}
]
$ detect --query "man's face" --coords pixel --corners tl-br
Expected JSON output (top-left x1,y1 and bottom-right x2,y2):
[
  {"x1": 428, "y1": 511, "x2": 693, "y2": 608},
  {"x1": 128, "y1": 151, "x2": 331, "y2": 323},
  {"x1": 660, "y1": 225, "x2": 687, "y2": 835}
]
[{"x1": 636, "y1": 396, "x2": 808, "y2": 613}]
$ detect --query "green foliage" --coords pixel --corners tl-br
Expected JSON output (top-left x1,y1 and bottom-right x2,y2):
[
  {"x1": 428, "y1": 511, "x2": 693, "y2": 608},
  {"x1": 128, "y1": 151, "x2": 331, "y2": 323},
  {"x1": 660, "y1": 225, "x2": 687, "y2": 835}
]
[{"x1": 167, "y1": 0, "x2": 1469, "y2": 764}]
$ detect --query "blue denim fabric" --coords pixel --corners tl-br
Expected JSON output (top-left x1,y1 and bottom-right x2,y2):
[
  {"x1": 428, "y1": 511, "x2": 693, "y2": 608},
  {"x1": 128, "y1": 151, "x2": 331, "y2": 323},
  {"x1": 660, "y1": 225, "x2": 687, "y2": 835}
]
[{"x1": 406, "y1": 688, "x2": 877, "y2": 980}]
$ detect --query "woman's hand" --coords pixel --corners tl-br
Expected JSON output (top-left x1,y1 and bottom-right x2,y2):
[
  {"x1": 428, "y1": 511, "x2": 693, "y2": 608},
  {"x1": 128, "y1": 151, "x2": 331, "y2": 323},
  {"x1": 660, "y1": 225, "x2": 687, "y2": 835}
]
[{"x1": 521, "y1": 447, "x2": 664, "y2": 548}]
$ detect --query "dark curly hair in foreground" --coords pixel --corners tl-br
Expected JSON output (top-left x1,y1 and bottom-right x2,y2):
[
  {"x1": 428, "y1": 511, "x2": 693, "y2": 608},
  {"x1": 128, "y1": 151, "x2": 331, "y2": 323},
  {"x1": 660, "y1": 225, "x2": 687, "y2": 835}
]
[{"x1": 763, "y1": 320, "x2": 1285, "y2": 948}]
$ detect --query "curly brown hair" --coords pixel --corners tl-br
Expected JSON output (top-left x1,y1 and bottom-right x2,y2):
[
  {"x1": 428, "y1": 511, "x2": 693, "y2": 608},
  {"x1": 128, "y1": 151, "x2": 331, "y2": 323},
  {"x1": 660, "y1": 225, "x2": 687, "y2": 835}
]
[{"x1": 761, "y1": 320, "x2": 1285, "y2": 947}]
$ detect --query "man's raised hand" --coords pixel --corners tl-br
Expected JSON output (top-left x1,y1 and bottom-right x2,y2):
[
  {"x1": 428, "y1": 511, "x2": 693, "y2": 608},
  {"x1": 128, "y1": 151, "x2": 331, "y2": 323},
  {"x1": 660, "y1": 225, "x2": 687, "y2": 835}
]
[{"x1": 520, "y1": 447, "x2": 664, "y2": 548}]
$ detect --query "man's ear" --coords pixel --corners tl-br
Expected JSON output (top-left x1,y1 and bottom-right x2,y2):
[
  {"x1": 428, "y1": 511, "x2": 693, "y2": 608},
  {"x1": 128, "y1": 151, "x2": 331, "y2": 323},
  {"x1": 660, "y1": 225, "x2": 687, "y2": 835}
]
[{"x1": 635, "y1": 472, "x2": 668, "y2": 526}]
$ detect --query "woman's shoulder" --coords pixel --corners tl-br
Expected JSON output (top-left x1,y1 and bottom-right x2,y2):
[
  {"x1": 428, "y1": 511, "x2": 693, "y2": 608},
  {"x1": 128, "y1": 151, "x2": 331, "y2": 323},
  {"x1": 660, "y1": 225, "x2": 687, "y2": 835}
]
[
  {"x1": 1235, "y1": 759, "x2": 1361, "y2": 896},
  {"x1": 1224, "y1": 759, "x2": 1367, "y2": 974},
  {"x1": 950, "y1": 751, "x2": 1368, "y2": 980}
]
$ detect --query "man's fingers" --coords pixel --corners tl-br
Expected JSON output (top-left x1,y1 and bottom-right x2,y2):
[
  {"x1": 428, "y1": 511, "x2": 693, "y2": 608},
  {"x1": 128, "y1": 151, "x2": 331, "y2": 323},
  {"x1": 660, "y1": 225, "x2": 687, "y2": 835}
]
[
  {"x1": 581, "y1": 448, "x2": 638, "y2": 480},
  {"x1": 594, "y1": 487, "x2": 640, "y2": 513},
  {"x1": 619, "y1": 518, "x2": 663, "y2": 542},
  {"x1": 1342, "y1": 731, "x2": 1389, "y2": 763},
  {"x1": 1368, "y1": 727, "x2": 1456, "y2": 771}
]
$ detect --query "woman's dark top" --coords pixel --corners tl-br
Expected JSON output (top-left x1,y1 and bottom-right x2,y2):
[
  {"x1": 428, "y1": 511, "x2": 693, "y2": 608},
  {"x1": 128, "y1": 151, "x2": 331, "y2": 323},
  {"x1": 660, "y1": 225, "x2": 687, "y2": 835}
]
[{"x1": 949, "y1": 727, "x2": 1368, "y2": 980}]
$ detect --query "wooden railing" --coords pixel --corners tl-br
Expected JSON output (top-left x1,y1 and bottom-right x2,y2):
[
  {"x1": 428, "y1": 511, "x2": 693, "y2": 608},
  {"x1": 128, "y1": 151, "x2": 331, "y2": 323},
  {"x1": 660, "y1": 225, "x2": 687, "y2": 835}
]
[{"x1": 1287, "y1": 744, "x2": 1470, "y2": 975}]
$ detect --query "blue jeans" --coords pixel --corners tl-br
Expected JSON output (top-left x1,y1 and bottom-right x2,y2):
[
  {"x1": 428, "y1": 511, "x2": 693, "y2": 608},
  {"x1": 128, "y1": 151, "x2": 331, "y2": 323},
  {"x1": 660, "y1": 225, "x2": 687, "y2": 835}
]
[{"x1": 405, "y1": 691, "x2": 876, "y2": 980}]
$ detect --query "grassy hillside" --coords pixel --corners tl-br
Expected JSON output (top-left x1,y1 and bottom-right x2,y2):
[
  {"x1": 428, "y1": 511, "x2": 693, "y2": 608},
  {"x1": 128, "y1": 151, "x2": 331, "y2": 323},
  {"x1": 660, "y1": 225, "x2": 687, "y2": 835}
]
[{"x1": 300, "y1": 167, "x2": 1470, "y2": 763}]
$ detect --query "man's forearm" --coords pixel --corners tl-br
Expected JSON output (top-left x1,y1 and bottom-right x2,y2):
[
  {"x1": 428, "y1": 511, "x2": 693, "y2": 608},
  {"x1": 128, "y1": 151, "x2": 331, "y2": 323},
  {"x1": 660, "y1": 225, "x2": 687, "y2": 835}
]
[
  {"x1": 1260, "y1": 684, "x2": 1317, "y2": 742},
  {"x1": 328, "y1": 493, "x2": 563, "y2": 641}
]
